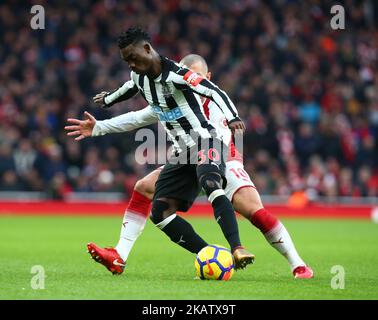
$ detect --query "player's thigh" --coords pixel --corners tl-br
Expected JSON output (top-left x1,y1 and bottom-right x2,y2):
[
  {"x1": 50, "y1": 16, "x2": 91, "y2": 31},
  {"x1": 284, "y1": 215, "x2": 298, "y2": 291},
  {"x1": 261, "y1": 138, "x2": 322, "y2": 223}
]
[
  {"x1": 225, "y1": 160, "x2": 263, "y2": 217},
  {"x1": 154, "y1": 164, "x2": 200, "y2": 212},
  {"x1": 134, "y1": 167, "x2": 163, "y2": 197}
]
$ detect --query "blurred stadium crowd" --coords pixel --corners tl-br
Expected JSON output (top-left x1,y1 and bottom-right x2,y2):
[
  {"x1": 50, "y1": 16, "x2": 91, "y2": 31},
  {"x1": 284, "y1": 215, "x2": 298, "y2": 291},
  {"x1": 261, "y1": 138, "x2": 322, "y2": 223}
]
[{"x1": 0, "y1": 0, "x2": 377, "y2": 200}]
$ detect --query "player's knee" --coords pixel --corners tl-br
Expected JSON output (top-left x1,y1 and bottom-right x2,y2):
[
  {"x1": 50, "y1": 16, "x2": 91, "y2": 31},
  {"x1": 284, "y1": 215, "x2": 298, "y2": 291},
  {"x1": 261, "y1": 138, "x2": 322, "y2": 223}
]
[
  {"x1": 232, "y1": 186, "x2": 264, "y2": 219},
  {"x1": 150, "y1": 200, "x2": 169, "y2": 224},
  {"x1": 237, "y1": 199, "x2": 264, "y2": 219},
  {"x1": 199, "y1": 173, "x2": 225, "y2": 202},
  {"x1": 248, "y1": 196, "x2": 266, "y2": 219},
  {"x1": 199, "y1": 172, "x2": 222, "y2": 194},
  {"x1": 134, "y1": 178, "x2": 151, "y2": 198},
  {"x1": 237, "y1": 204, "x2": 264, "y2": 220},
  {"x1": 150, "y1": 199, "x2": 176, "y2": 225}
]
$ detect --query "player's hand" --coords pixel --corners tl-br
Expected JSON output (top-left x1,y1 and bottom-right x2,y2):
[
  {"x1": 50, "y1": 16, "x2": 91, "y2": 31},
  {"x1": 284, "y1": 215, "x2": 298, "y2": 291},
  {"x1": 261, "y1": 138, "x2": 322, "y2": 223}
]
[
  {"x1": 93, "y1": 91, "x2": 108, "y2": 106},
  {"x1": 228, "y1": 118, "x2": 245, "y2": 135},
  {"x1": 65, "y1": 111, "x2": 97, "y2": 141}
]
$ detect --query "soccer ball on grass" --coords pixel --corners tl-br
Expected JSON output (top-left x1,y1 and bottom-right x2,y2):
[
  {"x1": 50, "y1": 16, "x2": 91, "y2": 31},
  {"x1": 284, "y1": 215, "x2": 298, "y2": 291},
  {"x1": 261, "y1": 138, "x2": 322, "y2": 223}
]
[{"x1": 194, "y1": 244, "x2": 235, "y2": 280}]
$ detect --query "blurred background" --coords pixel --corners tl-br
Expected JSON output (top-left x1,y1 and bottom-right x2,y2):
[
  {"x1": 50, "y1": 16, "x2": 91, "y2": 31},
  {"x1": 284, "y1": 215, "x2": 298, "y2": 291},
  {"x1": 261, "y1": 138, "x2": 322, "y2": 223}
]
[{"x1": 0, "y1": 0, "x2": 377, "y2": 205}]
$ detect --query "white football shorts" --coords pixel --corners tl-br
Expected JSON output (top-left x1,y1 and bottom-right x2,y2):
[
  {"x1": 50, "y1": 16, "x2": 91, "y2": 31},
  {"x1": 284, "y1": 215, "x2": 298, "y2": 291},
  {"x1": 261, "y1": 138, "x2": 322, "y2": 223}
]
[{"x1": 224, "y1": 160, "x2": 255, "y2": 201}]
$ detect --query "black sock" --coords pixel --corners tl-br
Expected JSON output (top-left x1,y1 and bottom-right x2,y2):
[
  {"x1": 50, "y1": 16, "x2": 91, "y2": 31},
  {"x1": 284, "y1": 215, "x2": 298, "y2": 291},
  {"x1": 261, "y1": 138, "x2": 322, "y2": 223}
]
[
  {"x1": 212, "y1": 195, "x2": 241, "y2": 250},
  {"x1": 159, "y1": 215, "x2": 208, "y2": 253}
]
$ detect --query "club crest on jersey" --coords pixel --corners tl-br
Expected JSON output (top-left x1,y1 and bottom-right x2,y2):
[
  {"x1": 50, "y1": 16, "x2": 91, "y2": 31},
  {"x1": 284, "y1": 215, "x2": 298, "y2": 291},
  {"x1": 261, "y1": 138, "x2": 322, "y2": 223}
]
[
  {"x1": 161, "y1": 83, "x2": 173, "y2": 98},
  {"x1": 183, "y1": 70, "x2": 203, "y2": 86}
]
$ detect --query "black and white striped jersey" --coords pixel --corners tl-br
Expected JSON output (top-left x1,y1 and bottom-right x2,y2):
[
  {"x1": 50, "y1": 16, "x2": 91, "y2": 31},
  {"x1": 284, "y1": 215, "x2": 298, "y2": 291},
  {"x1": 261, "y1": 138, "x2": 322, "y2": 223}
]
[{"x1": 103, "y1": 55, "x2": 241, "y2": 153}]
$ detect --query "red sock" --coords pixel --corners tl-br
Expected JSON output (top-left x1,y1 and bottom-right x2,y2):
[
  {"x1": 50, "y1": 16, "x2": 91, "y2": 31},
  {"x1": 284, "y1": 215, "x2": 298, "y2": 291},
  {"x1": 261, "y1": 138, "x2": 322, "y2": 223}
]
[
  {"x1": 126, "y1": 190, "x2": 151, "y2": 218},
  {"x1": 250, "y1": 208, "x2": 279, "y2": 234}
]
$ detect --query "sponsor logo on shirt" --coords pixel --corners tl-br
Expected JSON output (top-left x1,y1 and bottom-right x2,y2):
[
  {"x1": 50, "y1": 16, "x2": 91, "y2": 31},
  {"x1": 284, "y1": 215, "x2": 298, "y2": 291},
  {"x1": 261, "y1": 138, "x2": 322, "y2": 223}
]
[{"x1": 152, "y1": 105, "x2": 183, "y2": 121}]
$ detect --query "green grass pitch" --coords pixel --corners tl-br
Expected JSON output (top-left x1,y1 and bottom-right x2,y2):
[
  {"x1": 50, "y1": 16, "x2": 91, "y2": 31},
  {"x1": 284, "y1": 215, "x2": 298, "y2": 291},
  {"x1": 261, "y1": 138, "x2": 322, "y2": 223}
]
[{"x1": 0, "y1": 215, "x2": 377, "y2": 300}]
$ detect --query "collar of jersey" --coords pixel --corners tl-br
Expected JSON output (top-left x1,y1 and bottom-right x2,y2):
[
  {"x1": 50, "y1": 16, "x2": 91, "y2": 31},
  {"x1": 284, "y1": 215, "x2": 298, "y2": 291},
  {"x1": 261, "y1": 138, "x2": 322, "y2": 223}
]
[{"x1": 146, "y1": 56, "x2": 174, "y2": 83}]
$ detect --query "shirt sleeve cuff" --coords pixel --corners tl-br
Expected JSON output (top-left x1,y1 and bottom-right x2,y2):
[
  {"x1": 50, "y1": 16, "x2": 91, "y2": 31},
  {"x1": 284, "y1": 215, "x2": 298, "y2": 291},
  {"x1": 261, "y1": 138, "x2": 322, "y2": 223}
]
[{"x1": 92, "y1": 122, "x2": 103, "y2": 136}]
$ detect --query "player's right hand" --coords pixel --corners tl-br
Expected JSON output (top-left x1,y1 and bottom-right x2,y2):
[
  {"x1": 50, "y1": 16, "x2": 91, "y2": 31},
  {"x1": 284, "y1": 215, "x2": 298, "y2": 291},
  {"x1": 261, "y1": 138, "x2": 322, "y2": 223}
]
[
  {"x1": 65, "y1": 111, "x2": 97, "y2": 141},
  {"x1": 228, "y1": 118, "x2": 246, "y2": 135},
  {"x1": 93, "y1": 91, "x2": 108, "y2": 106}
]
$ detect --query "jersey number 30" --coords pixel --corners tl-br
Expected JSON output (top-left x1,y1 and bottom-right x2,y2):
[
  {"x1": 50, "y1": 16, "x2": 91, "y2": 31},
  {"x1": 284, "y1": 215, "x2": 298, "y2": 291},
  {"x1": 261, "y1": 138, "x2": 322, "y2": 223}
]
[{"x1": 198, "y1": 148, "x2": 220, "y2": 165}]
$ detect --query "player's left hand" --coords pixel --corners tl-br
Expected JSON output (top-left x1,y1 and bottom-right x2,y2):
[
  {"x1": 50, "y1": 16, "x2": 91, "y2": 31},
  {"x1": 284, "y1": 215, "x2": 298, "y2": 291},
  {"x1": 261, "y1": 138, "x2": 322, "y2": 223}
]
[
  {"x1": 228, "y1": 118, "x2": 245, "y2": 135},
  {"x1": 65, "y1": 111, "x2": 97, "y2": 141}
]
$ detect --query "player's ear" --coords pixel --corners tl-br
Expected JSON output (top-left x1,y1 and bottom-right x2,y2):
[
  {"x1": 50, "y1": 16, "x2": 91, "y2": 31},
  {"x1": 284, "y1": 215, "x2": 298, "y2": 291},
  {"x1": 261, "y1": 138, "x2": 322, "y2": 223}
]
[
  {"x1": 143, "y1": 43, "x2": 151, "y2": 53},
  {"x1": 206, "y1": 71, "x2": 212, "y2": 80}
]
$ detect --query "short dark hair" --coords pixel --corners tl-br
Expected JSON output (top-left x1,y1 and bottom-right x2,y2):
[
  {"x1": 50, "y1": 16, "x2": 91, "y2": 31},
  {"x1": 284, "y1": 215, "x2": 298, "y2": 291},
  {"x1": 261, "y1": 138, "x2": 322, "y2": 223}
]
[{"x1": 117, "y1": 27, "x2": 151, "y2": 49}]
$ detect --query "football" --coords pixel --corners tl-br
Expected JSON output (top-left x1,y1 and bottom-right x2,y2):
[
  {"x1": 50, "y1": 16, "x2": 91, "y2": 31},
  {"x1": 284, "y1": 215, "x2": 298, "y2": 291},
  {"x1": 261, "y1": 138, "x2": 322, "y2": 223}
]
[{"x1": 195, "y1": 244, "x2": 235, "y2": 280}]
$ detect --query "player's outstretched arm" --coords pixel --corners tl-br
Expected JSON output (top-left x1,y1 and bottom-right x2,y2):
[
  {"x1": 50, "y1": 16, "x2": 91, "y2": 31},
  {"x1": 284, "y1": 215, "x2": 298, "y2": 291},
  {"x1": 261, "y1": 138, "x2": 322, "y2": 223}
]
[
  {"x1": 91, "y1": 106, "x2": 159, "y2": 136},
  {"x1": 65, "y1": 106, "x2": 159, "y2": 140}
]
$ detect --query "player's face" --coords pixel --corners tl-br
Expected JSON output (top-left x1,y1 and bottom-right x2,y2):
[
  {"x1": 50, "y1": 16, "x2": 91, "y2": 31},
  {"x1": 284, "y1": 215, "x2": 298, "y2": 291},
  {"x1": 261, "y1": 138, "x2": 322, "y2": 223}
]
[{"x1": 120, "y1": 43, "x2": 152, "y2": 75}]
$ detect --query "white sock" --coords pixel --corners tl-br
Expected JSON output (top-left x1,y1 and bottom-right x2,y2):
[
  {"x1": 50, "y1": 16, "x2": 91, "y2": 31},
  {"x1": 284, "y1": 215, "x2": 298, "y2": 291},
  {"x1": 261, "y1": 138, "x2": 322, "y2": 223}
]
[
  {"x1": 264, "y1": 222, "x2": 305, "y2": 271},
  {"x1": 115, "y1": 211, "x2": 148, "y2": 261}
]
